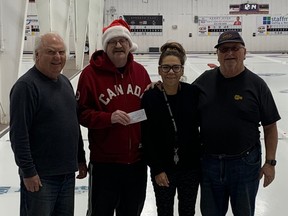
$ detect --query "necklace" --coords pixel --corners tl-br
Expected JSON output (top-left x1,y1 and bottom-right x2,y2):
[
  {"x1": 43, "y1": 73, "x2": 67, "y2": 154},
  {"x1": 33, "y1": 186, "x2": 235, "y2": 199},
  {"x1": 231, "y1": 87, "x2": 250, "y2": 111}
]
[{"x1": 161, "y1": 84, "x2": 179, "y2": 165}]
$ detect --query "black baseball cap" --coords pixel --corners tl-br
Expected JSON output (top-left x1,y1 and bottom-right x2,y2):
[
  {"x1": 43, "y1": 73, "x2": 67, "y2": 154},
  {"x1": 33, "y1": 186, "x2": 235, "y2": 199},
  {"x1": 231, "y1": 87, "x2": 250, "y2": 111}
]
[{"x1": 214, "y1": 31, "x2": 245, "y2": 48}]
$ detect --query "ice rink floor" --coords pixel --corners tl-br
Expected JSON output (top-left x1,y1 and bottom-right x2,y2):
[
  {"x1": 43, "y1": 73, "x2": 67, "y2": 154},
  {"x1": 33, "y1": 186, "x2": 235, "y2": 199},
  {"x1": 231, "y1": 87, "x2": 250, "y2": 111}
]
[{"x1": 1, "y1": 52, "x2": 288, "y2": 215}]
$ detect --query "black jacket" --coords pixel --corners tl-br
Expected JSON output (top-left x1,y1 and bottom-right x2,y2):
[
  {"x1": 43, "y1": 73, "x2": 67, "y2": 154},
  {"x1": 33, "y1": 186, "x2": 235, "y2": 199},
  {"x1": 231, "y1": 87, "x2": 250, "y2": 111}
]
[{"x1": 141, "y1": 82, "x2": 201, "y2": 177}]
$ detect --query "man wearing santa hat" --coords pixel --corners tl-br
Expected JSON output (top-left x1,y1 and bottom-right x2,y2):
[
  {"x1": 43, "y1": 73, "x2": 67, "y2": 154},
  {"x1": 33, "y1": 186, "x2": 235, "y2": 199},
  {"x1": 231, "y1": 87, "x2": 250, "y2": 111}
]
[{"x1": 76, "y1": 19, "x2": 151, "y2": 216}]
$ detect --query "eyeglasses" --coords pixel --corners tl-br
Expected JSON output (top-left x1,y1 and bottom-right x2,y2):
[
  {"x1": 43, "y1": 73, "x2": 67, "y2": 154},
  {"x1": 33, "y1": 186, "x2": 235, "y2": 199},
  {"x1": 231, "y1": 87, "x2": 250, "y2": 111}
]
[
  {"x1": 107, "y1": 38, "x2": 128, "y2": 46},
  {"x1": 159, "y1": 65, "x2": 183, "y2": 73},
  {"x1": 218, "y1": 46, "x2": 244, "y2": 53}
]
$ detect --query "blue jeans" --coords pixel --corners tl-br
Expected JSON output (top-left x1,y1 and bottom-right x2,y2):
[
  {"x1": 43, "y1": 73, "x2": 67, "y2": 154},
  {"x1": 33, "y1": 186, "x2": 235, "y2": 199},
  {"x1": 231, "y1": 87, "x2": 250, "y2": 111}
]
[
  {"x1": 200, "y1": 145, "x2": 261, "y2": 216},
  {"x1": 20, "y1": 173, "x2": 75, "y2": 216}
]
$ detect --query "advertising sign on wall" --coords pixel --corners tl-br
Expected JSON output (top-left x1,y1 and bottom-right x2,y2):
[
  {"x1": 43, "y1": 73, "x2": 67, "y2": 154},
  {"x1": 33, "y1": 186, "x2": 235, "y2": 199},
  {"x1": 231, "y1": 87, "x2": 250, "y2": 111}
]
[
  {"x1": 257, "y1": 15, "x2": 288, "y2": 35},
  {"x1": 198, "y1": 16, "x2": 242, "y2": 36},
  {"x1": 25, "y1": 15, "x2": 40, "y2": 36},
  {"x1": 123, "y1": 15, "x2": 163, "y2": 36}
]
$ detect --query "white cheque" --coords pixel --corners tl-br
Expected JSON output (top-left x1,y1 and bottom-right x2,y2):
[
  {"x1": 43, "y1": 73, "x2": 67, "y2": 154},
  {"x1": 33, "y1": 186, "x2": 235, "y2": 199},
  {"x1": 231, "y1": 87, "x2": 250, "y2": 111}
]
[{"x1": 128, "y1": 109, "x2": 147, "y2": 124}]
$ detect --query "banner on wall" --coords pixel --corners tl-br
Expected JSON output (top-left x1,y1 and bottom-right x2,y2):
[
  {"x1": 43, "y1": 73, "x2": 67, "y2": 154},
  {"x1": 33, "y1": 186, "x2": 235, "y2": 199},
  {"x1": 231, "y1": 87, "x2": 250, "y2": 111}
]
[
  {"x1": 257, "y1": 15, "x2": 288, "y2": 35},
  {"x1": 26, "y1": 15, "x2": 40, "y2": 36},
  {"x1": 198, "y1": 16, "x2": 242, "y2": 36},
  {"x1": 229, "y1": 3, "x2": 269, "y2": 14},
  {"x1": 123, "y1": 15, "x2": 163, "y2": 36}
]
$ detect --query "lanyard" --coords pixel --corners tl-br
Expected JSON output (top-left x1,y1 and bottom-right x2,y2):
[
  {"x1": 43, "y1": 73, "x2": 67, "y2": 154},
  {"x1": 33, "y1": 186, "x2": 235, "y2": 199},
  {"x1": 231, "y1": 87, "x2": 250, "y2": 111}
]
[
  {"x1": 162, "y1": 89, "x2": 178, "y2": 134},
  {"x1": 161, "y1": 85, "x2": 179, "y2": 164}
]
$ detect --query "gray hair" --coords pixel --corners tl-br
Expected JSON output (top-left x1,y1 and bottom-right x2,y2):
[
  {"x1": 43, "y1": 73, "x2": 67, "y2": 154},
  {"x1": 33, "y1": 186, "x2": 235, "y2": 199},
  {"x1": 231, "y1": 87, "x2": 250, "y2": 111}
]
[{"x1": 33, "y1": 32, "x2": 66, "y2": 62}]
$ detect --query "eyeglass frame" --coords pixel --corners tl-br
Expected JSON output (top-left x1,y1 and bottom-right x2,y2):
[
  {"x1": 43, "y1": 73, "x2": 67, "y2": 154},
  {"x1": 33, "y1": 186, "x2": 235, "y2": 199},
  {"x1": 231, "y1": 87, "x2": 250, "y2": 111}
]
[
  {"x1": 107, "y1": 38, "x2": 129, "y2": 46},
  {"x1": 159, "y1": 64, "x2": 184, "y2": 73},
  {"x1": 217, "y1": 46, "x2": 245, "y2": 53}
]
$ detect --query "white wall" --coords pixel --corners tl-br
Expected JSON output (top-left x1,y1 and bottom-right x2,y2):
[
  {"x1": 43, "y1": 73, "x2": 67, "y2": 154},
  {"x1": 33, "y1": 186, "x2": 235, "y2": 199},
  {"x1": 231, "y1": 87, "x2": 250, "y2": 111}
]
[
  {"x1": 103, "y1": 0, "x2": 288, "y2": 53},
  {"x1": 0, "y1": 0, "x2": 104, "y2": 124},
  {"x1": 23, "y1": 0, "x2": 288, "y2": 53},
  {"x1": 0, "y1": 0, "x2": 28, "y2": 124}
]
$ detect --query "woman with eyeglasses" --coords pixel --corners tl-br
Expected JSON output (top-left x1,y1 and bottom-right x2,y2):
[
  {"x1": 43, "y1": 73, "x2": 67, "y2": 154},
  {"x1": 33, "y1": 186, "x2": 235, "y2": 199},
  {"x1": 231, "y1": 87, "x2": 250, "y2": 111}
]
[{"x1": 141, "y1": 42, "x2": 201, "y2": 215}]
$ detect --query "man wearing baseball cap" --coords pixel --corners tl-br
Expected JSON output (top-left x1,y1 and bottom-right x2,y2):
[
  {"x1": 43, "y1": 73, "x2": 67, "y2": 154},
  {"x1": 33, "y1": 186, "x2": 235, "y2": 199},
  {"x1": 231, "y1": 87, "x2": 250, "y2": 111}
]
[
  {"x1": 193, "y1": 30, "x2": 280, "y2": 215},
  {"x1": 76, "y1": 19, "x2": 151, "y2": 216}
]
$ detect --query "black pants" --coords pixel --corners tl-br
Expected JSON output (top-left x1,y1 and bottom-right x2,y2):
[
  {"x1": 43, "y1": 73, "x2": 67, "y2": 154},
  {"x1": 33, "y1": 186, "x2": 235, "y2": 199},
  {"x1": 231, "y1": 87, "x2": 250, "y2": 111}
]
[
  {"x1": 87, "y1": 161, "x2": 147, "y2": 216},
  {"x1": 152, "y1": 167, "x2": 200, "y2": 216}
]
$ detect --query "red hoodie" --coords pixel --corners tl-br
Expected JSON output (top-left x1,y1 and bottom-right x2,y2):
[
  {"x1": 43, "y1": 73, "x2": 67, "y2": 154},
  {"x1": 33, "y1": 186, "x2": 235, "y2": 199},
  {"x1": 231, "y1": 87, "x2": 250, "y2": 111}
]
[{"x1": 77, "y1": 50, "x2": 151, "y2": 164}]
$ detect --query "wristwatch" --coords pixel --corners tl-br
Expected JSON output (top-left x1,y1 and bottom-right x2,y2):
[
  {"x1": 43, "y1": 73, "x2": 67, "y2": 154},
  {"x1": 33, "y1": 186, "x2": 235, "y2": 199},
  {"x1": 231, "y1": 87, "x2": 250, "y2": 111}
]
[{"x1": 265, "y1": 159, "x2": 277, "y2": 166}]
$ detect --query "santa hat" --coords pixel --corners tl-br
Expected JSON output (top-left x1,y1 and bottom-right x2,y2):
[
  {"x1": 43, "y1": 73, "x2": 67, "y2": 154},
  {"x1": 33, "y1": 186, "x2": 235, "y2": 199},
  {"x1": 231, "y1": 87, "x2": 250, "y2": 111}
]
[{"x1": 102, "y1": 19, "x2": 138, "y2": 52}]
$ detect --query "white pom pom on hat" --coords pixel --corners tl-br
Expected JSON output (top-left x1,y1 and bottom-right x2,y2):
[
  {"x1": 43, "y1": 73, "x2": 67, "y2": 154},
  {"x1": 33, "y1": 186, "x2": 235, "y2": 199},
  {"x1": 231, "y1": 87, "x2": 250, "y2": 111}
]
[{"x1": 102, "y1": 19, "x2": 138, "y2": 52}]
